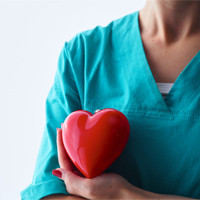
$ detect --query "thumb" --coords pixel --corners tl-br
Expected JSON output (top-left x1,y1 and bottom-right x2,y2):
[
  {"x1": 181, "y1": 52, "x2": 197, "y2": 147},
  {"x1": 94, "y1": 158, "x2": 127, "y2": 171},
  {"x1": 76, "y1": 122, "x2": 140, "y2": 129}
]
[
  {"x1": 52, "y1": 168, "x2": 88, "y2": 198},
  {"x1": 52, "y1": 168, "x2": 72, "y2": 180},
  {"x1": 52, "y1": 168, "x2": 86, "y2": 191},
  {"x1": 52, "y1": 168, "x2": 84, "y2": 182},
  {"x1": 52, "y1": 168, "x2": 63, "y2": 179}
]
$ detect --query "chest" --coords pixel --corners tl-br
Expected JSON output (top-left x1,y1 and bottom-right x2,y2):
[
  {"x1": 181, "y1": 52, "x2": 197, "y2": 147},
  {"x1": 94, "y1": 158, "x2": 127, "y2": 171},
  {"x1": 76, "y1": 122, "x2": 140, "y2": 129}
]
[{"x1": 141, "y1": 35, "x2": 200, "y2": 83}]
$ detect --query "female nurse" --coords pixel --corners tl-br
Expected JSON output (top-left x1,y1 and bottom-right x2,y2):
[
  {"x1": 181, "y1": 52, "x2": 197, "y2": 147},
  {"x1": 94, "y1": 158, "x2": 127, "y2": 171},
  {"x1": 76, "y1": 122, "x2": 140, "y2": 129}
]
[{"x1": 21, "y1": 0, "x2": 200, "y2": 199}]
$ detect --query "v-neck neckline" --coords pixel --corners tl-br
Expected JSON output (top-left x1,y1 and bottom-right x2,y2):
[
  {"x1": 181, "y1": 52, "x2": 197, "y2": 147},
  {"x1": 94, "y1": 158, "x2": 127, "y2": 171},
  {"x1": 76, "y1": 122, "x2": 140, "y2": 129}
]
[{"x1": 114, "y1": 10, "x2": 200, "y2": 113}]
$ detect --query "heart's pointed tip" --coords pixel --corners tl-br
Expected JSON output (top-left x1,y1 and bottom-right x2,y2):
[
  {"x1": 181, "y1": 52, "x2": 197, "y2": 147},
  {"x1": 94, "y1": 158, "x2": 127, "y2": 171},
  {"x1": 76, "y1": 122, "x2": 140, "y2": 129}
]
[
  {"x1": 85, "y1": 175, "x2": 93, "y2": 179},
  {"x1": 81, "y1": 171, "x2": 93, "y2": 179}
]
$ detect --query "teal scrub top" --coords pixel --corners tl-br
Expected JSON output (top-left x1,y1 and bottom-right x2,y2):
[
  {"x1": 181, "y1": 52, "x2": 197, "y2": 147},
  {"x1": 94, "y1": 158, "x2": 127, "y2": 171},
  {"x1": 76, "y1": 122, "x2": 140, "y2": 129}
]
[{"x1": 20, "y1": 10, "x2": 200, "y2": 200}]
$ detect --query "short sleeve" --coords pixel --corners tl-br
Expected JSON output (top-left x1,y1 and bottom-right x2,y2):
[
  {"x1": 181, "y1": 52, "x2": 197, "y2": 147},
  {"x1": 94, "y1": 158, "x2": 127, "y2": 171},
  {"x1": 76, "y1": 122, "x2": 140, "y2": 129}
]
[{"x1": 20, "y1": 41, "x2": 82, "y2": 200}]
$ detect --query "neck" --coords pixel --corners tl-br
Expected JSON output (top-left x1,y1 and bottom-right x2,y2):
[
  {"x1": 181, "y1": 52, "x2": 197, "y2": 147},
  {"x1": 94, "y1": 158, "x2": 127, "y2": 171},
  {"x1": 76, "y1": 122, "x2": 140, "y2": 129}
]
[{"x1": 139, "y1": 0, "x2": 200, "y2": 44}]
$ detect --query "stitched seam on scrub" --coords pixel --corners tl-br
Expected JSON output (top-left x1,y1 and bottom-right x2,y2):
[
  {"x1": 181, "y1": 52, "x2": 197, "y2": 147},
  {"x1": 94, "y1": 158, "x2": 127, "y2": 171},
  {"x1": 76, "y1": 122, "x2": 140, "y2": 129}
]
[
  {"x1": 85, "y1": 106, "x2": 200, "y2": 120},
  {"x1": 179, "y1": 84, "x2": 200, "y2": 112},
  {"x1": 112, "y1": 24, "x2": 131, "y2": 95}
]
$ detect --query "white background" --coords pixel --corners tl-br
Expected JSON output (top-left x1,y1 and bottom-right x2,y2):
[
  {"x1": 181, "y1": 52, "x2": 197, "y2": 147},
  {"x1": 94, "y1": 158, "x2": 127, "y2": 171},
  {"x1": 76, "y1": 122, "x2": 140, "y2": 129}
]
[{"x1": 0, "y1": 0, "x2": 146, "y2": 199}]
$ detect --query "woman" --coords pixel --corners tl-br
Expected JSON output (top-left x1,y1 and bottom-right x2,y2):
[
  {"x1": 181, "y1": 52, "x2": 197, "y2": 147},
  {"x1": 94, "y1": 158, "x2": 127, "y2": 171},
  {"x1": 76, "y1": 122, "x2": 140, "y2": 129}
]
[{"x1": 21, "y1": 0, "x2": 200, "y2": 199}]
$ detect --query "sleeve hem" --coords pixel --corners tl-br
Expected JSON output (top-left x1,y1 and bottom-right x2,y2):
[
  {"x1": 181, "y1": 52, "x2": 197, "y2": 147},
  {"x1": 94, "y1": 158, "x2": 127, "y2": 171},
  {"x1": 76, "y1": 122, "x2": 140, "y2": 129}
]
[{"x1": 20, "y1": 179, "x2": 69, "y2": 200}]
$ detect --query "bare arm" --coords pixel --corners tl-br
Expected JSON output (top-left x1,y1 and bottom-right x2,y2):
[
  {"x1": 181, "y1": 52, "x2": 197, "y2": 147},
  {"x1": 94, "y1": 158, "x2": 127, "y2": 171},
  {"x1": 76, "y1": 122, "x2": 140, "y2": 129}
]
[
  {"x1": 122, "y1": 184, "x2": 198, "y2": 200},
  {"x1": 41, "y1": 194, "x2": 86, "y2": 200},
  {"x1": 41, "y1": 186, "x2": 198, "y2": 200}
]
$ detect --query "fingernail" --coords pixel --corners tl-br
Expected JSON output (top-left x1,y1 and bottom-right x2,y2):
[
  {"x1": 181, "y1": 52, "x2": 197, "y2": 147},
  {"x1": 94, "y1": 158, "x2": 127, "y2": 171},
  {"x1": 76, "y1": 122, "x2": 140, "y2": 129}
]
[{"x1": 52, "y1": 169, "x2": 62, "y2": 178}]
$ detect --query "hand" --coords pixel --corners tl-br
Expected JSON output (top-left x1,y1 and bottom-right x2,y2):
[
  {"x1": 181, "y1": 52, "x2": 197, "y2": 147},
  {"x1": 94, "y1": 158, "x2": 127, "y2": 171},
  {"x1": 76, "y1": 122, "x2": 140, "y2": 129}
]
[{"x1": 53, "y1": 128, "x2": 133, "y2": 199}]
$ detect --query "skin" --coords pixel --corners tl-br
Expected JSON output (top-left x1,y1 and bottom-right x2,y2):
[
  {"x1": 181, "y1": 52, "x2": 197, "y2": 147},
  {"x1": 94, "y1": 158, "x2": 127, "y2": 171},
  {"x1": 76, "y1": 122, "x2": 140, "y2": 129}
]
[
  {"x1": 139, "y1": 0, "x2": 200, "y2": 83},
  {"x1": 42, "y1": 0, "x2": 200, "y2": 199}
]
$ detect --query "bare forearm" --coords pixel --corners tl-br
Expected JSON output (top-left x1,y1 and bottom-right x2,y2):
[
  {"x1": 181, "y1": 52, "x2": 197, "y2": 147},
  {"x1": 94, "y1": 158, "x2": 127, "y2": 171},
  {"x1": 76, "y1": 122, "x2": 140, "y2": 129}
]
[
  {"x1": 41, "y1": 189, "x2": 198, "y2": 200},
  {"x1": 124, "y1": 184, "x2": 198, "y2": 200},
  {"x1": 41, "y1": 194, "x2": 86, "y2": 200},
  {"x1": 156, "y1": 194, "x2": 198, "y2": 200},
  {"x1": 153, "y1": 194, "x2": 198, "y2": 200}
]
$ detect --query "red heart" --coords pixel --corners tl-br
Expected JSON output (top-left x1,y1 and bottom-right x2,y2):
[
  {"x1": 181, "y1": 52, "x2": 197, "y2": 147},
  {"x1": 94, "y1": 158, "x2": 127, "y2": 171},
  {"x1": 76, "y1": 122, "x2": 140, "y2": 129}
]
[{"x1": 62, "y1": 108, "x2": 130, "y2": 178}]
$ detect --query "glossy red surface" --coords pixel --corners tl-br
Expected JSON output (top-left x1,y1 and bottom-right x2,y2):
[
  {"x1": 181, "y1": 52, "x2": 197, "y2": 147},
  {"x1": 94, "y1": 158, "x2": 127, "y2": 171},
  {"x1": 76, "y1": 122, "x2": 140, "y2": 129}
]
[{"x1": 62, "y1": 108, "x2": 130, "y2": 178}]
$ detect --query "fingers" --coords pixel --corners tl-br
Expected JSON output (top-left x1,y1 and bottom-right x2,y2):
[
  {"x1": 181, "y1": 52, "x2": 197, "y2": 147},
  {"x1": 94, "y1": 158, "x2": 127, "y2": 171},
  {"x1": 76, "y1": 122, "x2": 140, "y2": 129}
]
[
  {"x1": 53, "y1": 168, "x2": 87, "y2": 198},
  {"x1": 56, "y1": 127, "x2": 88, "y2": 198},
  {"x1": 57, "y1": 128, "x2": 73, "y2": 171}
]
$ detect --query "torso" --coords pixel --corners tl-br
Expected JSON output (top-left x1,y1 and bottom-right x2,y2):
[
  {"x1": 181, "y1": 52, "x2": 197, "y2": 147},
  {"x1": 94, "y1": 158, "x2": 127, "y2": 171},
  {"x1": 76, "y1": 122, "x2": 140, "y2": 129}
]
[{"x1": 140, "y1": 32, "x2": 200, "y2": 83}]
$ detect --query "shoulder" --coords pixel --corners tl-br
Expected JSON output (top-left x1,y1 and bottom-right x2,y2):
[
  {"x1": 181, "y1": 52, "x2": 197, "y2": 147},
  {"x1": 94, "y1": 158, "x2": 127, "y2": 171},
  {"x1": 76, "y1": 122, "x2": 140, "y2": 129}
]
[
  {"x1": 60, "y1": 10, "x2": 139, "y2": 86},
  {"x1": 64, "y1": 11, "x2": 138, "y2": 56}
]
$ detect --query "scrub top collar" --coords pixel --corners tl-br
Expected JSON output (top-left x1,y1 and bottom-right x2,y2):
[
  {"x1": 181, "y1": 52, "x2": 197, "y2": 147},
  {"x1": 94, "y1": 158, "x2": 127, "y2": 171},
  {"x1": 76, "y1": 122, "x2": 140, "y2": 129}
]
[{"x1": 114, "y1": 10, "x2": 200, "y2": 113}]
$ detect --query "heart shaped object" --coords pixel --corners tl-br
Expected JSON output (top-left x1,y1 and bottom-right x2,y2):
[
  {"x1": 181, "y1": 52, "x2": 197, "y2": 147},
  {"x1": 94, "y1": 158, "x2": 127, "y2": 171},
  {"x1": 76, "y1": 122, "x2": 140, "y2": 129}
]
[{"x1": 62, "y1": 108, "x2": 130, "y2": 178}]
